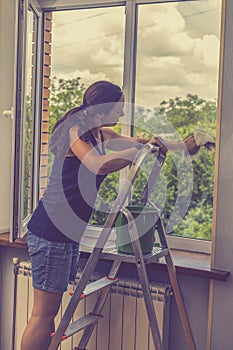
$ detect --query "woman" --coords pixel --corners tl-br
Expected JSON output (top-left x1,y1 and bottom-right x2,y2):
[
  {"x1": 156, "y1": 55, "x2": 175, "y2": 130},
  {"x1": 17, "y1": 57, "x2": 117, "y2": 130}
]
[{"x1": 21, "y1": 81, "x2": 198, "y2": 350}]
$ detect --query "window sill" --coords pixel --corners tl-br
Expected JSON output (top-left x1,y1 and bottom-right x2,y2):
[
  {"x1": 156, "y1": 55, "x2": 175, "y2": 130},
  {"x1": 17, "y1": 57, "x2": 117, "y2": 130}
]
[
  {"x1": 167, "y1": 249, "x2": 229, "y2": 281},
  {"x1": 0, "y1": 232, "x2": 229, "y2": 281},
  {"x1": 79, "y1": 234, "x2": 229, "y2": 282},
  {"x1": 0, "y1": 232, "x2": 27, "y2": 249}
]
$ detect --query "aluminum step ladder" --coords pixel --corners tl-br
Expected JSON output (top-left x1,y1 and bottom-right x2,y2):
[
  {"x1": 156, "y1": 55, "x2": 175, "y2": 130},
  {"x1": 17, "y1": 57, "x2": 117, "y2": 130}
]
[{"x1": 48, "y1": 144, "x2": 196, "y2": 350}]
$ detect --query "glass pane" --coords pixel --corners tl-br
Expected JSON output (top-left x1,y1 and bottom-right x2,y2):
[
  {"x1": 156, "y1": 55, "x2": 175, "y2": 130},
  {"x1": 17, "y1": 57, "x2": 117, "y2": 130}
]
[
  {"x1": 51, "y1": 7, "x2": 124, "y2": 87},
  {"x1": 135, "y1": 0, "x2": 222, "y2": 240},
  {"x1": 23, "y1": 7, "x2": 37, "y2": 220},
  {"x1": 43, "y1": 7, "x2": 125, "y2": 225}
]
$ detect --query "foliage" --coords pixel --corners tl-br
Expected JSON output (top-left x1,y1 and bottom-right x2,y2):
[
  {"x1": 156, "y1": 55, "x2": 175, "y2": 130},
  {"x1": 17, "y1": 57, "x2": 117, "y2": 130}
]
[
  {"x1": 93, "y1": 95, "x2": 216, "y2": 240},
  {"x1": 47, "y1": 77, "x2": 85, "y2": 174},
  {"x1": 24, "y1": 95, "x2": 32, "y2": 218},
  {"x1": 132, "y1": 94, "x2": 216, "y2": 239},
  {"x1": 49, "y1": 76, "x2": 85, "y2": 135},
  {"x1": 47, "y1": 78, "x2": 216, "y2": 240}
]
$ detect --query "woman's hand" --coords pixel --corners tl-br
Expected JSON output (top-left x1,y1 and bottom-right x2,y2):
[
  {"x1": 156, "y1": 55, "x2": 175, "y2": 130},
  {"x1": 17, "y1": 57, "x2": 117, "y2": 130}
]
[
  {"x1": 184, "y1": 135, "x2": 200, "y2": 156},
  {"x1": 148, "y1": 134, "x2": 199, "y2": 156},
  {"x1": 149, "y1": 136, "x2": 168, "y2": 154}
]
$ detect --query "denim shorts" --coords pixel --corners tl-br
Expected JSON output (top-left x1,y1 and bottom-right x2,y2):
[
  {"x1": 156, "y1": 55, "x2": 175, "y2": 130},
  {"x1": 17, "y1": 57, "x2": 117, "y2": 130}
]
[{"x1": 27, "y1": 231, "x2": 79, "y2": 293}]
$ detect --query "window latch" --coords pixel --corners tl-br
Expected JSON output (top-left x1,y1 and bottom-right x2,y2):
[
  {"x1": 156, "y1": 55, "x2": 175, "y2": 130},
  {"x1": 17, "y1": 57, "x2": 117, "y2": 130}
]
[{"x1": 3, "y1": 107, "x2": 14, "y2": 120}]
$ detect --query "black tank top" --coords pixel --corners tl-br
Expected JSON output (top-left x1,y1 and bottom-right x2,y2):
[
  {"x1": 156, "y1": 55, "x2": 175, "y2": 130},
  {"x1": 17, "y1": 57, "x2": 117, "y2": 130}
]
[{"x1": 27, "y1": 130, "x2": 107, "y2": 243}]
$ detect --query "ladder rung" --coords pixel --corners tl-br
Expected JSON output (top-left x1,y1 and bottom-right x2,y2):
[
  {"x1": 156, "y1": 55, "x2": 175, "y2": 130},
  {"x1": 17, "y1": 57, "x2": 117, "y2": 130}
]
[
  {"x1": 64, "y1": 313, "x2": 102, "y2": 338},
  {"x1": 69, "y1": 277, "x2": 118, "y2": 298}
]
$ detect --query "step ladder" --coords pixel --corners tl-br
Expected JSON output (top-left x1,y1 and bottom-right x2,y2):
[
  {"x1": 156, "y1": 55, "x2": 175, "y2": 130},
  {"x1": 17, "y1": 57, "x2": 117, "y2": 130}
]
[{"x1": 48, "y1": 143, "x2": 196, "y2": 350}]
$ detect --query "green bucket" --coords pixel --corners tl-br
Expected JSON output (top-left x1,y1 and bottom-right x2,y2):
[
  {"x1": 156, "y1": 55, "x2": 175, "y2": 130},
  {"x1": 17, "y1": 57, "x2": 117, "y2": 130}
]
[{"x1": 115, "y1": 206, "x2": 160, "y2": 255}]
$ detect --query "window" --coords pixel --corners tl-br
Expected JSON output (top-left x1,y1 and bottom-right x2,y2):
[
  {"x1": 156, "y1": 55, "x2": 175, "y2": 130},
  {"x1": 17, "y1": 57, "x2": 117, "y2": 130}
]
[
  {"x1": 23, "y1": 7, "x2": 37, "y2": 221},
  {"x1": 43, "y1": 5, "x2": 126, "y2": 224},
  {"x1": 12, "y1": 0, "x2": 222, "y2": 253},
  {"x1": 11, "y1": 0, "x2": 42, "y2": 240},
  {"x1": 134, "y1": 0, "x2": 222, "y2": 241}
]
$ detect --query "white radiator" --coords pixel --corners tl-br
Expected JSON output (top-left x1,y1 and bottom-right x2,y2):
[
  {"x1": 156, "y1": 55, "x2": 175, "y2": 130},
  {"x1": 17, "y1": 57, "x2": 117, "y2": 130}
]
[{"x1": 13, "y1": 262, "x2": 171, "y2": 350}]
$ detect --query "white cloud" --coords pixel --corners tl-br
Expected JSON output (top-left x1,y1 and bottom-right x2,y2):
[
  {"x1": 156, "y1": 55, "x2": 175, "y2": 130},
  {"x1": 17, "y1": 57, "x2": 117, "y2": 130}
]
[
  {"x1": 139, "y1": 3, "x2": 184, "y2": 35},
  {"x1": 51, "y1": 7, "x2": 124, "y2": 86},
  {"x1": 52, "y1": 69, "x2": 108, "y2": 88},
  {"x1": 170, "y1": 32, "x2": 194, "y2": 54},
  {"x1": 193, "y1": 35, "x2": 220, "y2": 69},
  {"x1": 135, "y1": 2, "x2": 221, "y2": 107},
  {"x1": 51, "y1": 1, "x2": 221, "y2": 108}
]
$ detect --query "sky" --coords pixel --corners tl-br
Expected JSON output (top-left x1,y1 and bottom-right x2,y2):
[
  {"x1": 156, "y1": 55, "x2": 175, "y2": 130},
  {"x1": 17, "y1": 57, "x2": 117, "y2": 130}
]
[{"x1": 50, "y1": 0, "x2": 221, "y2": 109}]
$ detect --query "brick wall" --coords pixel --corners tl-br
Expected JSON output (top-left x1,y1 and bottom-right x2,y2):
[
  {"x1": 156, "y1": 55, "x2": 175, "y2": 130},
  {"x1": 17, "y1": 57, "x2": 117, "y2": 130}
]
[{"x1": 40, "y1": 12, "x2": 52, "y2": 197}]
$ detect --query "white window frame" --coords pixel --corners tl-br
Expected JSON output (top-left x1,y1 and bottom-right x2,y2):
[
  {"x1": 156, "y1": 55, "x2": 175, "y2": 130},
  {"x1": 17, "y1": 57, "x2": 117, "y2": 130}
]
[
  {"x1": 11, "y1": 0, "x2": 43, "y2": 241},
  {"x1": 12, "y1": 0, "x2": 221, "y2": 254}
]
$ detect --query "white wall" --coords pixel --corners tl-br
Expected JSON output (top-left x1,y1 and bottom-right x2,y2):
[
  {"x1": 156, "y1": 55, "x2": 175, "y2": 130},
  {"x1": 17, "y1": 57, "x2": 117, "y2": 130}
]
[{"x1": 0, "y1": 0, "x2": 16, "y2": 232}]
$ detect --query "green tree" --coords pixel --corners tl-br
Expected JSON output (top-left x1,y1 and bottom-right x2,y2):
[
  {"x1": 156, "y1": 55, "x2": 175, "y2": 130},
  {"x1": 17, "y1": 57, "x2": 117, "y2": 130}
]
[
  {"x1": 132, "y1": 95, "x2": 216, "y2": 240},
  {"x1": 23, "y1": 95, "x2": 32, "y2": 218},
  {"x1": 48, "y1": 78, "x2": 216, "y2": 240},
  {"x1": 48, "y1": 77, "x2": 85, "y2": 174},
  {"x1": 49, "y1": 77, "x2": 85, "y2": 134}
]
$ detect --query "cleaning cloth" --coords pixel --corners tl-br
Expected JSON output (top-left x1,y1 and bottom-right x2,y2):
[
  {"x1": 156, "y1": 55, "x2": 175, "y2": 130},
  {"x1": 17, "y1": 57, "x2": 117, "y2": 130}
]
[{"x1": 194, "y1": 130, "x2": 216, "y2": 151}]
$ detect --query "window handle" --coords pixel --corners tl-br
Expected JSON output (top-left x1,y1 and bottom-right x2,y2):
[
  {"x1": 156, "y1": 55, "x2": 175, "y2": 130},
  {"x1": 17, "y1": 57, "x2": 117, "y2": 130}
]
[{"x1": 3, "y1": 107, "x2": 14, "y2": 120}]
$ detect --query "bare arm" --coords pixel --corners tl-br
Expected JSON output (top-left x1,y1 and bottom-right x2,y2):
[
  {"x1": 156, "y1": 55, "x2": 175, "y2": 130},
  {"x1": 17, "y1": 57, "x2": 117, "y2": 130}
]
[
  {"x1": 101, "y1": 127, "x2": 147, "y2": 151},
  {"x1": 69, "y1": 127, "x2": 139, "y2": 175},
  {"x1": 102, "y1": 127, "x2": 199, "y2": 155},
  {"x1": 69, "y1": 127, "x2": 199, "y2": 176}
]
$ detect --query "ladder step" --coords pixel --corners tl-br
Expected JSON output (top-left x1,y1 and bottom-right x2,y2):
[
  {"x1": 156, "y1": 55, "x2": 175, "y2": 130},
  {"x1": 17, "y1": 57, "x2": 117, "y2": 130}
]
[
  {"x1": 69, "y1": 276, "x2": 118, "y2": 298},
  {"x1": 100, "y1": 246, "x2": 169, "y2": 264},
  {"x1": 155, "y1": 247, "x2": 169, "y2": 258},
  {"x1": 64, "y1": 313, "x2": 102, "y2": 338}
]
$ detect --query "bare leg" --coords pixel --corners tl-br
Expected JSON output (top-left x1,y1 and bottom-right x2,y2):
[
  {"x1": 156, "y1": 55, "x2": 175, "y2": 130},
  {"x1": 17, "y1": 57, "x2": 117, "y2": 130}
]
[{"x1": 20, "y1": 288, "x2": 63, "y2": 350}]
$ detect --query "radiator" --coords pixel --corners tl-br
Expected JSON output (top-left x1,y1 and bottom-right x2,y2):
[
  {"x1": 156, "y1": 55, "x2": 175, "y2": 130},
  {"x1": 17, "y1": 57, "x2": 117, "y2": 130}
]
[{"x1": 13, "y1": 261, "x2": 171, "y2": 350}]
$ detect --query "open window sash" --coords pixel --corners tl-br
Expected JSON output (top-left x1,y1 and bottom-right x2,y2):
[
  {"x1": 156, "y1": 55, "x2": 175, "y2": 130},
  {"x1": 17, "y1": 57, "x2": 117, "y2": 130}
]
[{"x1": 10, "y1": 0, "x2": 43, "y2": 241}]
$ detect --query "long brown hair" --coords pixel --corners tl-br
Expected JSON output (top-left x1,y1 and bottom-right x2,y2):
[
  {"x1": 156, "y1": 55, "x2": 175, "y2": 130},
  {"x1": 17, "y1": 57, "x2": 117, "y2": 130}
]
[{"x1": 49, "y1": 81, "x2": 123, "y2": 157}]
